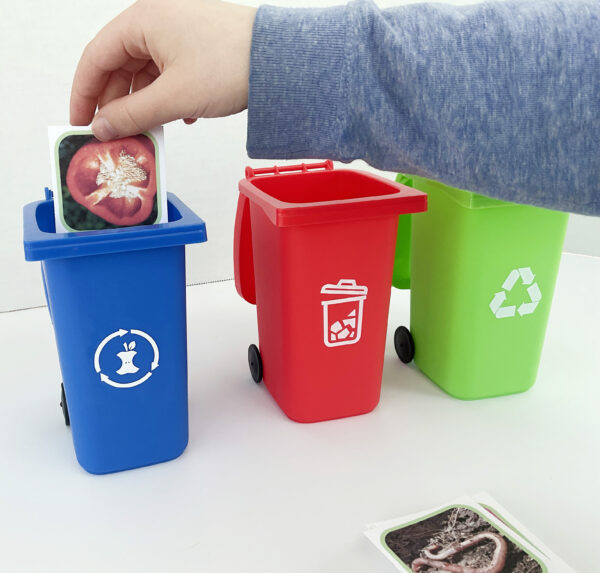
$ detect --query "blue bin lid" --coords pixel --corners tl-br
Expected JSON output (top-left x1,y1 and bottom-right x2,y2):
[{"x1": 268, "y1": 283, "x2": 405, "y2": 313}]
[{"x1": 24, "y1": 191, "x2": 207, "y2": 261}]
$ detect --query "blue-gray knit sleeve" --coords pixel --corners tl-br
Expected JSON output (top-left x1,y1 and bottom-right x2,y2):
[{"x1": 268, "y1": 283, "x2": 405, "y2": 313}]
[{"x1": 247, "y1": 0, "x2": 600, "y2": 215}]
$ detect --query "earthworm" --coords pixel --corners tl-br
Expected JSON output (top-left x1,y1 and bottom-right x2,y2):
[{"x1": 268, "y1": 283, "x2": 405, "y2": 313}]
[{"x1": 411, "y1": 531, "x2": 508, "y2": 573}]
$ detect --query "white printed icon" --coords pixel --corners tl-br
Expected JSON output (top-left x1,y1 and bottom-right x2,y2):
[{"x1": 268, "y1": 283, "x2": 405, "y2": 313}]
[
  {"x1": 489, "y1": 267, "x2": 542, "y2": 319},
  {"x1": 94, "y1": 328, "x2": 159, "y2": 388},
  {"x1": 321, "y1": 279, "x2": 368, "y2": 347}
]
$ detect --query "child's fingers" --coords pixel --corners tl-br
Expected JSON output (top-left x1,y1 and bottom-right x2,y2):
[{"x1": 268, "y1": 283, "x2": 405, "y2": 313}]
[
  {"x1": 70, "y1": 5, "x2": 146, "y2": 125},
  {"x1": 91, "y1": 68, "x2": 186, "y2": 140},
  {"x1": 131, "y1": 61, "x2": 161, "y2": 93},
  {"x1": 98, "y1": 59, "x2": 152, "y2": 109},
  {"x1": 98, "y1": 69, "x2": 134, "y2": 109},
  {"x1": 70, "y1": 57, "x2": 112, "y2": 126}
]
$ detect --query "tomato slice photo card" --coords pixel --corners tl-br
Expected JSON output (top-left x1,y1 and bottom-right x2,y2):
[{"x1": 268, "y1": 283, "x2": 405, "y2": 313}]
[{"x1": 48, "y1": 126, "x2": 168, "y2": 232}]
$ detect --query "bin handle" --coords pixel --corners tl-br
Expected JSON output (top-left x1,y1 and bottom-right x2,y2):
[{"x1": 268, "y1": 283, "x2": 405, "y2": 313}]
[
  {"x1": 245, "y1": 160, "x2": 333, "y2": 179},
  {"x1": 234, "y1": 193, "x2": 256, "y2": 305},
  {"x1": 392, "y1": 174, "x2": 415, "y2": 290}
]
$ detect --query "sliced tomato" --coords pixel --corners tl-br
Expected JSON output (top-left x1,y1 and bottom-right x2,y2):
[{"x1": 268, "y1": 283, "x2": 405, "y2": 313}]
[{"x1": 66, "y1": 135, "x2": 157, "y2": 226}]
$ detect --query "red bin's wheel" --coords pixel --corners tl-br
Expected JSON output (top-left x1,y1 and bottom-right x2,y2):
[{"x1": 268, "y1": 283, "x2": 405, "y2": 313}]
[
  {"x1": 394, "y1": 326, "x2": 415, "y2": 364},
  {"x1": 60, "y1": 383, "x2": 70, "y2": 426},
  {"x1": 248, "y1": 344, "x2": 263, "y2": 383}
]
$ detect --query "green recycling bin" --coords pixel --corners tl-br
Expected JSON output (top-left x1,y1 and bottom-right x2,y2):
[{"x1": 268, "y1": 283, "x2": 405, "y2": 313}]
[{"x1": 392, "y1": 174, "x2": 569, "y2": 400}]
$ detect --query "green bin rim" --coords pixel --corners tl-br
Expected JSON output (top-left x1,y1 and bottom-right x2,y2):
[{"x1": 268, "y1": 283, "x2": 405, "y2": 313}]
[{"x1": 396, "y1": 173, "x2": 512, "y2": 210}]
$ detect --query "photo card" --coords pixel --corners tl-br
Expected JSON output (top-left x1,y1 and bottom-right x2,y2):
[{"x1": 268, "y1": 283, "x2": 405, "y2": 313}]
[
  {"x1": 48, "y1": 126, "x2": 168, "y2": 232},
  {"x1": 364, "y1": 496, "x2": 557, "y2": 572},
  {"x1": 471, "y1": 492, "x2": 574, "y2": 571}
]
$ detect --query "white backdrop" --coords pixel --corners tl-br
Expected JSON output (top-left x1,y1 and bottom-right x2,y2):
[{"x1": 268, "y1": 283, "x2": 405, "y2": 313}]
[{"x1": 1, "y1": 0, "x2": 598, "y2": 313}]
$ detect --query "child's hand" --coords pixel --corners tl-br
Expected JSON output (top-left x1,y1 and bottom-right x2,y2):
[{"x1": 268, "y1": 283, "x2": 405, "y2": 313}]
[{"x1": 70, "y1": 0, "x2": 256, "y2": 141}]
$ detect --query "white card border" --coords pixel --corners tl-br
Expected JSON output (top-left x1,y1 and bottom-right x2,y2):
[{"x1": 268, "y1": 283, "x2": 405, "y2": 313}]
[{"x1": 48, "y1": 125, "x2": 168, "y2": 233}]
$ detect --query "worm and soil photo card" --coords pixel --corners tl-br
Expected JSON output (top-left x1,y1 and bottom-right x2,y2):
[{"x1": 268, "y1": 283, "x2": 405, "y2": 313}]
[
  {"x1": 48, "y1": 125, "x2": 168, "y2": 232},
  {"x1": 364, "y1": 495, "x2": 575, "y2": 572}
]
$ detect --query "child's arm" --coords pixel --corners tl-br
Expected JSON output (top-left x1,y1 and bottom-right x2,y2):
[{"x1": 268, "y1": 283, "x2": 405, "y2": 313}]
[
  {"x1": 71, "y1": 0, "x2": 600, "y2": 215},
  {"x1": 248, "y1": 0, "x2": 600, "y2": 215}
]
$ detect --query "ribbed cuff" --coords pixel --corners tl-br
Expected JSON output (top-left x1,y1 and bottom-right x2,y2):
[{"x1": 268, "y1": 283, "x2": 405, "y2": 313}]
[{"x1": 247, "y1": 4, "x2": 349, "y2": 159}]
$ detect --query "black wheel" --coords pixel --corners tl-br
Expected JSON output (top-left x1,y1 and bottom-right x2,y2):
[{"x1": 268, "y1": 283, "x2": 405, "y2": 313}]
[
  {"x1": 60, "y1": 383, "x2": 70, "y2": 426},
  {"x1": 248, "y1": 344, "x2": 263, "y2": 383},
  {"x1": 394, "y1": 326, "x2": 415, "y2": 364}
]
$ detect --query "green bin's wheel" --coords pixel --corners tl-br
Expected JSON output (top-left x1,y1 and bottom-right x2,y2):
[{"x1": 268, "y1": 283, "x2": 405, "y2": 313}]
[
  {"x1": 248, "y1": 344, "x2": 263, "y2": 383},
  {"x1": 60, "y1": 383, "x2": 70, "y2": 426},
  {"x1": 394, "y1": 326, "x2": 415, "y2": 364}
]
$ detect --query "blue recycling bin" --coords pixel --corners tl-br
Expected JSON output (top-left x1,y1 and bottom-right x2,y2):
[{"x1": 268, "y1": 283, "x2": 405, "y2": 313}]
[{"x1": 23, "y1": 190, "x2": 207, "y2": 474}]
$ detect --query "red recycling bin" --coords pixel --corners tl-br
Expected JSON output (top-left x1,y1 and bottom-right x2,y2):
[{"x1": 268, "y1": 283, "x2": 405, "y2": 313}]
[{"x1": 234, "y1": 161, "x2": 427, "y2": 422}]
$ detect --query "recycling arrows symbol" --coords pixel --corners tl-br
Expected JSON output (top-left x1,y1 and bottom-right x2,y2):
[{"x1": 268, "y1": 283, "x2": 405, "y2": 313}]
[
  {"x1": 489, "y1": 267, "x2": 542, "y2": 319},
  {"x1": 94, "y1": 328, "x2": 159, "y2": 388}
]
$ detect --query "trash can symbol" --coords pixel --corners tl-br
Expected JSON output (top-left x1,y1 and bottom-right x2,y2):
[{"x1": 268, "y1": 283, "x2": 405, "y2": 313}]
[
  {"x1": 392, "y1": 174, "x2": 568, "y2": 400},
  {"x1": 23, "y1": 190, "x2": 207, "y2": 473},
  {"x1": 321, "y1": 280, "x2": 368, "y2": 347},
  {"x1": 234, "y1": 161, "x2": 427, "y2": 423}
]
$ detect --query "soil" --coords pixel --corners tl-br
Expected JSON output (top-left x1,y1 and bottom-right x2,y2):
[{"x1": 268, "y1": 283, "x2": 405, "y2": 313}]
[{"x1": 384, "y1": 507, "x2": 543, "y2": 572}]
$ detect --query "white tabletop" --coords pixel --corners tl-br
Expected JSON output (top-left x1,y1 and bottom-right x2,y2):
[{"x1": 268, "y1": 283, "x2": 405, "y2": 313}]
[{"x1": 0, "y1": 252, "x2": 598, "y2": 573}]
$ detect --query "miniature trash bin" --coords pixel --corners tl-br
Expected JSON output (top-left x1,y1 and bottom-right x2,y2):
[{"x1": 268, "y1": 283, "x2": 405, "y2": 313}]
[
  {"x1": 234, "y1": 161, "x2": 427, "y2": 422},
  {"x1": 392, "y1": 174, "x2": 569, "y2": 400},
  {"x1": 23, "y1": 191, "x2": 207, "y2": 474}
]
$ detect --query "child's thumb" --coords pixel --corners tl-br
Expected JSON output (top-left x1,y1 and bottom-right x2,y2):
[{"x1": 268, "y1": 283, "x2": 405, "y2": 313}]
[{"x1": 91, "y1": 71, "x2": 183, "y2": 140}]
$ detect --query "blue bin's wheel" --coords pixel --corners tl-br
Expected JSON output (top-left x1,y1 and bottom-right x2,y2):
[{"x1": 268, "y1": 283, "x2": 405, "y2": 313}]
[
  {"x1": 394, "y1": 326, "x2": 415, "y2": 364},
  {"x1": 248, "y1": 344, "x2": 263, "y2": 383},
  {"x1": 60, "y1": 383, "x2": 70, "y2": 426}
]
